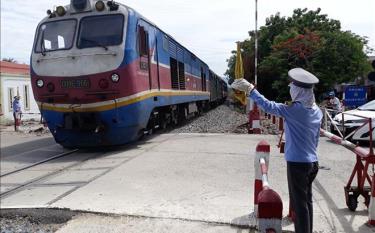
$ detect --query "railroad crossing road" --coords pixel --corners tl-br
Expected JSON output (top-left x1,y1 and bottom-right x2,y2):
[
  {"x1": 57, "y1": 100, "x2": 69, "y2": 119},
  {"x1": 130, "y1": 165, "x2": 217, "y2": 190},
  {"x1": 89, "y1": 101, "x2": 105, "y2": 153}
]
[{"x1": 1, "y1": 133, "x2": 373, "y2": 232}]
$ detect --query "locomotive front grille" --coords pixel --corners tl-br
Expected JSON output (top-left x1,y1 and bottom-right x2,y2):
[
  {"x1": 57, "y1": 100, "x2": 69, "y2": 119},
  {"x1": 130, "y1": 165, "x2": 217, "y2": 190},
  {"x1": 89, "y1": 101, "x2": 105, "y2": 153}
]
[{"x1": 63, "y1": 112, "x2": 99, "y2": 131}]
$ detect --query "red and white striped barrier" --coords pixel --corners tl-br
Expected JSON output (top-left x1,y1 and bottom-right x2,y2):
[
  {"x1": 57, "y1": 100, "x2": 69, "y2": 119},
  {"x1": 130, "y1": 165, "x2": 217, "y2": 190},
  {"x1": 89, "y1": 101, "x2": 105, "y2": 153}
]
[
  {"x1": 320, "y1": 128, "x2": 375, "y2": 225},
  {"x1": 257, "y1": 158, "x2": 283, "y2": 232},
  {"x1": 320, "y1": 129, "x2": 369, "y2": 158},
  {"x1": 249, "y1": 110, "x2": 285, "y2": 136},
  {"x1": 254, "y1": 140, "x2": 270, "y2": 215},
  {"x1": 249, "y1": 104, "x2": 261, "y2": 134}
]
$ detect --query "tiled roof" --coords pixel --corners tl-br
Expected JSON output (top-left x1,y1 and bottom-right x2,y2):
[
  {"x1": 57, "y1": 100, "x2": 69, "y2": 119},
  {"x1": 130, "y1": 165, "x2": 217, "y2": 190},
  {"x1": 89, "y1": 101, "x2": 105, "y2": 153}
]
[{"x1": 0, "y1": 61, "x2": 30, "y2": 75}]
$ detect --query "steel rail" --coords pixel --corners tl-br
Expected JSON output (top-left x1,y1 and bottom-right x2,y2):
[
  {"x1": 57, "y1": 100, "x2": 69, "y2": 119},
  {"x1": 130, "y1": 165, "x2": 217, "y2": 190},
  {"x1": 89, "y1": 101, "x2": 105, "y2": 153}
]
[
  {"x1": 0, "y1": 149, "x2": 79, "y2": 178},
  {"x1": 0, "y1": 149, "x2": 92, "y2": 198}
]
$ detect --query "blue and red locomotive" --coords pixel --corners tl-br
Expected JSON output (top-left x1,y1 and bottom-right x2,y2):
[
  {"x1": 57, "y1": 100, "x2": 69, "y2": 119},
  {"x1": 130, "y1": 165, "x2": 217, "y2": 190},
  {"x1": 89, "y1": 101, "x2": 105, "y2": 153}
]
[{"x1": 31, "y1": 0, "x2": 227, "y2": 148}]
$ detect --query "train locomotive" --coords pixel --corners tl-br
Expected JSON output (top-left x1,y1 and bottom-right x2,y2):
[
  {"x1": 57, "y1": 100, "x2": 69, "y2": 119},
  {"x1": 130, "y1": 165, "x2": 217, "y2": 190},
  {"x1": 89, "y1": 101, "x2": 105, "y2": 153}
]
[{"x1": 31, "y1": 0, "x2": 227, "y2": 148}]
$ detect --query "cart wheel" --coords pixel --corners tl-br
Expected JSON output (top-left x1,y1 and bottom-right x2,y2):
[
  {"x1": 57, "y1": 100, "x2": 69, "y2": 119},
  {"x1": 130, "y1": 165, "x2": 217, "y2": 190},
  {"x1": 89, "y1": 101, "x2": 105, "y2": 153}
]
[{"x1": 347, "y1": 194, "x2": 358, "y2": 211}]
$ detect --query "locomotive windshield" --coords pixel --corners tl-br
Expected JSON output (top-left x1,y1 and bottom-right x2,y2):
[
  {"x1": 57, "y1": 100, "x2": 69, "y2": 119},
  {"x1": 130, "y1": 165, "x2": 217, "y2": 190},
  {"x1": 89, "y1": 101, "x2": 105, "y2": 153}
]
[
  {"x1": 35, "y1": 19, "x2": 77, "y2": 53},
  {"x1": 77, "y1": 14, "x2": 124, "y2": 49}
]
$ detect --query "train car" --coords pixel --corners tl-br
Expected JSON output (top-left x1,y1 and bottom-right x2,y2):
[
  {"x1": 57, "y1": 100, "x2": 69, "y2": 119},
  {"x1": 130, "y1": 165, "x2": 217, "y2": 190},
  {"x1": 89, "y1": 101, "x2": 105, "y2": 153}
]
[
  {"x1": 209, "y1": 70, "x2": 227, "y2": 106},
  {"x1": 30, "y1": 0, "x2": 226, "y2": 148}
]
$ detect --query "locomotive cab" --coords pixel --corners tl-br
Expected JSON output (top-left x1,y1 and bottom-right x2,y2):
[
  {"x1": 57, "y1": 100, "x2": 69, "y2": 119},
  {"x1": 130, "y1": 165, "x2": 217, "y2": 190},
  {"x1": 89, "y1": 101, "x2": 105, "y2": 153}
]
[
  {"x1": 30, "y1": 1, "x2": 135, "y2": 147},
  {"x1": 31, "y1": 0, "x2": 127, "y2": 105}
]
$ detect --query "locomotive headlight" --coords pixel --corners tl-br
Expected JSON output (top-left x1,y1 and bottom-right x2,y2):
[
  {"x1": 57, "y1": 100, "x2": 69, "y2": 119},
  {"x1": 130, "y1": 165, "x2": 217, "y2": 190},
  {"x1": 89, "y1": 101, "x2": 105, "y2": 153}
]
[
  {"x1": 111, "y1": 73, "x2": 120, "y2": 83},
  {"x1": 36, "y1": 79, "x2": 44, "y2": 88},
  {"x1": 95, "y1": 1, "x2": 105, "y2": 11},
  {"x1": 56, "y1": 6, "x2": 66, "y2": 16}
]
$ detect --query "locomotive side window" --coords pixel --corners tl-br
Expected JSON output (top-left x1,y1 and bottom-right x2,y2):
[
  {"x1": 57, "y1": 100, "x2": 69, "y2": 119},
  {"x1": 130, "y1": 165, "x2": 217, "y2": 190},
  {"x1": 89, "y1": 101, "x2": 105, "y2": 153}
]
[
  {"x1": 35, "y1": 19, "x2": 76, "y2": 53},
  {"x1": 138, "y1": 26, "x2": 148, "y2": 56},
  {"x1": 77, "y1": 14, "x2": 124, "y2": 49},
  {"x1": 184, "y1": 51, "x2": 191, "y2": 74},
  {"x1": 191, "y1": 55, "x2": 200, "y2": 78}
]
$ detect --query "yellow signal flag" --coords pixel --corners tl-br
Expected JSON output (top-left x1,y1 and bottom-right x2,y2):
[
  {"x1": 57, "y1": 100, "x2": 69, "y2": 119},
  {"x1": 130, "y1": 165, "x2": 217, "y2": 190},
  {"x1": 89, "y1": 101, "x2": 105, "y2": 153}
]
[
  {"x1": 235, "y1": 42, "x2": 244, "y2": 80},
  {"x1": 234, "y1": 89, "x2": 247, "y2": 105},
  {"x1": 234, "y1": 42, "x2": 247, "y2": 105}
]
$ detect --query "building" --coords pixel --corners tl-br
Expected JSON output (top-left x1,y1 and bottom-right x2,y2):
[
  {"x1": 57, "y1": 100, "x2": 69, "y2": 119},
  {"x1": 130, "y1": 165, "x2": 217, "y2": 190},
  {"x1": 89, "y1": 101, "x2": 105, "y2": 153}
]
[{"x1": 0, "y1": 61, "x2": 40, "y2": 124}]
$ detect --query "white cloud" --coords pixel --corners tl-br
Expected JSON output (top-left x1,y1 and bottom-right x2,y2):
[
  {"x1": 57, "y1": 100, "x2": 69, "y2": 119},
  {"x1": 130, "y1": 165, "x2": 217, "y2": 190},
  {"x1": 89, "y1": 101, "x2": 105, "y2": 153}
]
[{"x1": 1, "y1": 0, "x2": 374, "y2": 76}]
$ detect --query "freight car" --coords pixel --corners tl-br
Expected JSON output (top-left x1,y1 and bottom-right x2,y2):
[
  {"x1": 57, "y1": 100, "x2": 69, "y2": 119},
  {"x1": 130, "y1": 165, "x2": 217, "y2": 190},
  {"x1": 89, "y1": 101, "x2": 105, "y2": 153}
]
[{"x1": 31, "y1": 0, "x2": 227, "y2": 148}]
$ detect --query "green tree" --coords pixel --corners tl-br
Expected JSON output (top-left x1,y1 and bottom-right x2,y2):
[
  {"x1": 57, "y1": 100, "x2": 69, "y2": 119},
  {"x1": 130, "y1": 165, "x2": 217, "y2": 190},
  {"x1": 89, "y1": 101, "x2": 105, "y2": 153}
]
[{"x1": 226, "y1": 8, "x2": 371, "y2": 102}]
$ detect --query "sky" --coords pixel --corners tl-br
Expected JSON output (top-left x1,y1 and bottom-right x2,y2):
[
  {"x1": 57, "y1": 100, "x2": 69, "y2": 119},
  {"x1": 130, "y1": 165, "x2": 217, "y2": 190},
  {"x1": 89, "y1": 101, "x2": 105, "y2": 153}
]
[{"x1": 1, "y1": 0, "x2": 374, "y2": 76}]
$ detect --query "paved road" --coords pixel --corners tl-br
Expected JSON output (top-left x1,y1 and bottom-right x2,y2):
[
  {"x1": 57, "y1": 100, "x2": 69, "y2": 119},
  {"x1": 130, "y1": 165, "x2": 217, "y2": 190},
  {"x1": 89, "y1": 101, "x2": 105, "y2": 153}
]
[{"x1": 1, "y1": 131, "x2": 374, "y2": 232}]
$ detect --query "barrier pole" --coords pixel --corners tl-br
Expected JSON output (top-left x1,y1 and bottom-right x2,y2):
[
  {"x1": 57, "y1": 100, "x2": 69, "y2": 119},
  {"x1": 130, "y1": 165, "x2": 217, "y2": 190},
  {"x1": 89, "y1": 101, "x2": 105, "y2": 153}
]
[
  {"x1": 254, "y1": 141, "x2": 270, "y2": 215},
  {"x1": 257, "y1": 158, "x2": 283, "y2": 232},
  {"x1": 249, "y1": 104, "x2": 262, "y2": 134}
]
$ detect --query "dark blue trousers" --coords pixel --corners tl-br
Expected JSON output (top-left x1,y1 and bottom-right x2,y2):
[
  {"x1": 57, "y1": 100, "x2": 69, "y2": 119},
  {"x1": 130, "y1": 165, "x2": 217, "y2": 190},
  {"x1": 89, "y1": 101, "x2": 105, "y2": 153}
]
[{"x1": 287, "y1": 161, "x2": 319, "y2": 233}]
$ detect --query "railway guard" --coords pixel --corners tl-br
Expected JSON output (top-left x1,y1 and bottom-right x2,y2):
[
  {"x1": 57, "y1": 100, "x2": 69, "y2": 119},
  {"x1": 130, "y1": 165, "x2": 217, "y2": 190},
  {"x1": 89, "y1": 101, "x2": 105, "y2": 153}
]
[
  {"x1": 231, "y1": 68, "x2": 322, "y2": 233},
  {"x1": 12, "y1": 96, "x2": 22, "y2": 131}
]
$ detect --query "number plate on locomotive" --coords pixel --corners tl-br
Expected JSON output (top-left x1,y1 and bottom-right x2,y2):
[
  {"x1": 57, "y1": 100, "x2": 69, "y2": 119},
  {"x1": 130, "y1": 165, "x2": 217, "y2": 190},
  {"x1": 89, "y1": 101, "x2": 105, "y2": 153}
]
[{"x1": 61, "y1": 79, "x2": 90, "y2": 88}]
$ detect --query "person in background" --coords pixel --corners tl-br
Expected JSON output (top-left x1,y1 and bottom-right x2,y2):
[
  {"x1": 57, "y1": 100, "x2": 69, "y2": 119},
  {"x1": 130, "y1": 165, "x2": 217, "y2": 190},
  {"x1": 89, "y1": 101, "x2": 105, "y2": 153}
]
[
  {"x1": 231, "y1": 68, "x2": 322, "y2": 233},
  {"x1": 12, "y1": 96, "x2": 22, "y2": 131},
  {"x1": 327, "y1": 91, "x2": 342, "y2": 115}
]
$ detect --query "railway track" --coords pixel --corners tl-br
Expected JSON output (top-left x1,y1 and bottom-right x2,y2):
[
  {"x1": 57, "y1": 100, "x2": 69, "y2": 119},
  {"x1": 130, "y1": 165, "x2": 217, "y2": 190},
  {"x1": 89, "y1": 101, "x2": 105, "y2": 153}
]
[
  {"x1": 0, "y1": 149, "x2": 93, "y2": 198},
  {"x1": 1, "y1": 149, "x2": 79, "y2": 178}
]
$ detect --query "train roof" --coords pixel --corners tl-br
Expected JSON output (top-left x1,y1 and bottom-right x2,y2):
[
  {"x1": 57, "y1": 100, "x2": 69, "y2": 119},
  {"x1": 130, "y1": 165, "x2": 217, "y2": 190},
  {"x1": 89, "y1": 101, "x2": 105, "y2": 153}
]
[
  {"x1": 130, "y1": 9, "x2": 209, "y2": 69},
  {"x1": 38, "y1": 0, "x2": 211, "y2": 71}
]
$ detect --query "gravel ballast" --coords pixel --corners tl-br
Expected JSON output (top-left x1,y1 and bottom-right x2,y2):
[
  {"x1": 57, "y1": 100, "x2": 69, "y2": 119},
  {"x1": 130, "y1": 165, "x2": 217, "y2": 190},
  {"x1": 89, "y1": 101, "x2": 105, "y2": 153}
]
[
  {"x1": 0, "y1": 209, "x2": 74, "y2": 233},
  {"x1": 170, "y1": 104, "x2": 249, "y2": 134}
]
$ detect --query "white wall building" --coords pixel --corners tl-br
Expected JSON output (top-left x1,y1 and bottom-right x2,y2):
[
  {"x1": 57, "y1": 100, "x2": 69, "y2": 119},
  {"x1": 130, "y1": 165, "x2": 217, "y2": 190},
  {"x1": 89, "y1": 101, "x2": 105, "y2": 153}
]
[{"x1": 0, "y1": 61, "x2": 40, "y2": 124}]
